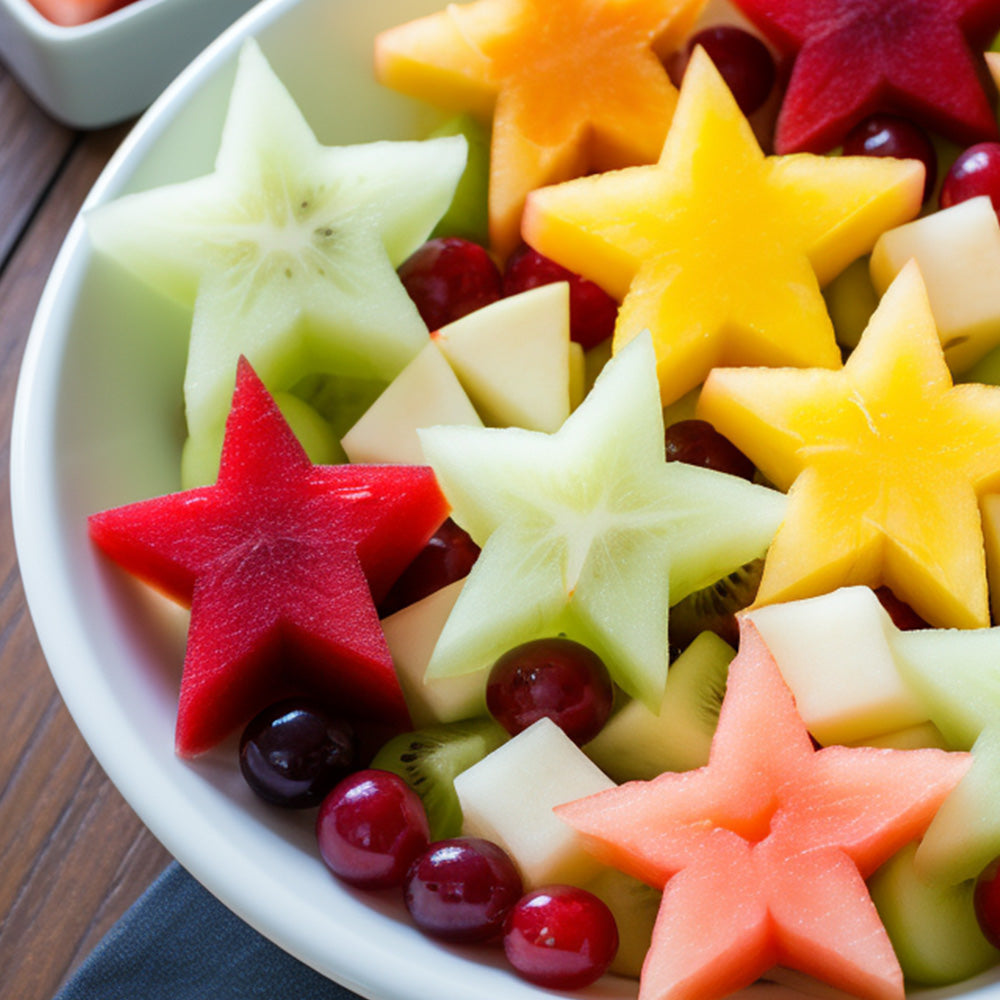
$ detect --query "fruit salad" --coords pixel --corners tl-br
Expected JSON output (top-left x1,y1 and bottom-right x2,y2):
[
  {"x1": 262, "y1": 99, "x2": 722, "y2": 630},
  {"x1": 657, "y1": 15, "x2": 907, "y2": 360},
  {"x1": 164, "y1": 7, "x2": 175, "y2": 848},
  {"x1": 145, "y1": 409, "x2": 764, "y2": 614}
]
[{"x1": 81, "y1": 0, "x2": 1000, "y2": 998}]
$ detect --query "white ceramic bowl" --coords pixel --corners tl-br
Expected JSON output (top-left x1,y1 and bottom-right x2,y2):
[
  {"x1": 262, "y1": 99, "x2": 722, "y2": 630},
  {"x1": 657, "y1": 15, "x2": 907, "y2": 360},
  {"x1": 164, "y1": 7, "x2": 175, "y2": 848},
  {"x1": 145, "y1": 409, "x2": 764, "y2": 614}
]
[
  {"x1": 11, "y1": 1, "x2": 1000, "y2": 998},
  {"x1": 0, "y1": 0, "x2": 259, "y2": 127}
]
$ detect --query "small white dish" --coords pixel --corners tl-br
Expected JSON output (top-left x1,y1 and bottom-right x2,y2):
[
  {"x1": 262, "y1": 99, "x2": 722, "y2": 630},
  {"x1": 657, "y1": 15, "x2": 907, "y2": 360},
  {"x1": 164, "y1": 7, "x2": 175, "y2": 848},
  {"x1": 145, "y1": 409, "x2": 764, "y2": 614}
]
[
  {"x1": 0, "y1": 0, "x2": 259, "y2": 127},
  {"x1": 11, "y1": 0, "x2": 1000, "y2": 998}
]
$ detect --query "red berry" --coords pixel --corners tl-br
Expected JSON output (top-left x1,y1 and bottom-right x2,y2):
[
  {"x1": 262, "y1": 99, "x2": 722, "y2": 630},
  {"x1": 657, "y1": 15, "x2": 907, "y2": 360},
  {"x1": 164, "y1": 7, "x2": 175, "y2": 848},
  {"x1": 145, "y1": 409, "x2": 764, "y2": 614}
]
[
  {"x1": 378, "y1": 518, "x2": 480, "y2": 617},
  {"x1": 404, "y1": 837, "x2": 523, "y2": 943},
  {"x1": 316, "y1": 769, "x2": 429, "y2": 889},
  {"x1": 974, "y1": 856, "x2": 1000, "y2": 948},
  {"x1": 664, "y1": 419, "x2": 756, "y2": 480},
  {"x1": 873, "y1": 586, "x2": 928, "y2": 631},
  {"x1": 686, "y1": 25, "x2": 775, "y2": 116},
  {"x1": 502, "y1": 244, "x2": 618, "y2": 350},
  {"x1": 842, "y1": 115, "x2": 937, "y2": 203},
  {"x1": 398, "y1": 237, "x2": 502, "y2": 330},
  {"x1": 486, "y1": 637, "x2": 614, "y2": 745},
  {"x1": 940, "y1": 143, "x2": 1000, "y2": 219},
  {"x1": 503, "y1": 885, "x2": 619, "y2": 990}
]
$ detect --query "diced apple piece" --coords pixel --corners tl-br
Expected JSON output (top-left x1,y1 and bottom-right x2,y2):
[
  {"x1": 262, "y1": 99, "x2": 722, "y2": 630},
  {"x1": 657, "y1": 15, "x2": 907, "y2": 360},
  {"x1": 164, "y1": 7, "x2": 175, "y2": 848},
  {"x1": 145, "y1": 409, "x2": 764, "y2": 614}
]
[
  {"x1": 744, "y1": 586, "x2": 928, "y2": 746},
  {"x1": 381, "y1": 579, "x2": 488, "y2": 727},
  {"x1": 341, "y1": 343, "x2": 482, "y2": 464},
  {"x1": 431, "y1": 282, "x2": 572, "y2": 432},
  {"x1": 585, "y1": 631, "x2": 735, "y2": 781},
  {"x1": 455, "y1": 717, "x2": 615, "y2": 887},
  {"x1": 870, "y1": 196, "x2": 1000, "y2": 373}
]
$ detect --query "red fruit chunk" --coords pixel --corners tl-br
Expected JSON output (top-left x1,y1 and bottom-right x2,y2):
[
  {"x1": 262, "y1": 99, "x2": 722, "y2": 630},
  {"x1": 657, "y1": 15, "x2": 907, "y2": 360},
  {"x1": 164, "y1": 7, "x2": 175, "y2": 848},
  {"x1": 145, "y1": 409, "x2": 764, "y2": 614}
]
[
  {"x1": 736, "y1": 0, "x2": 1000, "y2": 153},
  {"x1": 503, "y1": 885, "x2": 619, "y2": 990},
  {"x1": 975, "y1": 856, "x2": 1000, "y2": 949},
  {"x1": 398, "y1": 236, "x2": 502, "y2": 330},
  {"x1": 940, "y1": 142, "x2": 1000, "y2": 218},
  {"x1": 502, "y1": 243, "x2": 618, "y2": 350},
  {"x1": 88, "y1": 359, "x2": 449, "y2": 756},
  {"x1": 486, "y1": 637, "x2": 614, "y2": 745},
  {"x1": 842, "y1": 115, "x2": 938, "y2": 203},
  {"x1": 378, "y1": 518, "x2": 480, "y2": 617},
  {"x1": 316, "y1": 769, "x2": 430, "y2": 889},
  {"x1": 404, "y1": 837, "x2": 523, "y2": 942},
  {"x1": 664, "y1": 418, "x2": 756, "y2": 480},
  {"x1": 686, "y1": 25, "x2": 776, "y2": 115}
]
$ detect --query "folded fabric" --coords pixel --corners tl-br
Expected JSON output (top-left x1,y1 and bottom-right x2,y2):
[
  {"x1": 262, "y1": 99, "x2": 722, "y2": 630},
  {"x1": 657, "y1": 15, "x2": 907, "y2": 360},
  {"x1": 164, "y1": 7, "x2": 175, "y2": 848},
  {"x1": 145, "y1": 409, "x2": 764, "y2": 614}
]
[{"x1": 54, "y1": 862, "x2": 360, "y2": 1000}]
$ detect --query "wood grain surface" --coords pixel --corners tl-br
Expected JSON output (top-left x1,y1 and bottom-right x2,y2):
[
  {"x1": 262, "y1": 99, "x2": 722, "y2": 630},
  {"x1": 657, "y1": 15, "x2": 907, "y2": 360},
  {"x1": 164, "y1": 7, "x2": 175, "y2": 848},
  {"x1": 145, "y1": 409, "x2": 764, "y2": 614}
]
[{"x1": 0, "y1": 68, "x2": 172, "y2": 1000}]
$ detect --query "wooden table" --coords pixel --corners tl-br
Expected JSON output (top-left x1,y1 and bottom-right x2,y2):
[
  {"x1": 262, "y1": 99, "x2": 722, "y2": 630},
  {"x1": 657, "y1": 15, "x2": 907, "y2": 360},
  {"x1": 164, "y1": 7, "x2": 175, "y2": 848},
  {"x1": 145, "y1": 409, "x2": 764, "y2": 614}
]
[{"x1": 0, "y1": 69, "x2": 172, "y2": 999}]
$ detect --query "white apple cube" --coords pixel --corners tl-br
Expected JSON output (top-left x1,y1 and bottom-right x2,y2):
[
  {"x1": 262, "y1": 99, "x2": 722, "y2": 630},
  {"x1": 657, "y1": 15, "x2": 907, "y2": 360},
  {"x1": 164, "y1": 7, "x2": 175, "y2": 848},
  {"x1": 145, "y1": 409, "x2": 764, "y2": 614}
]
[
  {"x1": 341, "y1": 342, "x2": 481, "y2": 464},
  {"x1": 744, "y1": 586, "x2": 928, "y2": 745},
  {"x1": 381, "y1": 579, "x2": 489, "y2": 727},
  {"x1": 870, "y1": 196, "x2": 1000, "y2": 373},
  {"x1": 455, "y1": 717, "x2": 615, "y2": 887},
  {"x1": 432, "y1": 282, "x2": 572, "y2": 432}
]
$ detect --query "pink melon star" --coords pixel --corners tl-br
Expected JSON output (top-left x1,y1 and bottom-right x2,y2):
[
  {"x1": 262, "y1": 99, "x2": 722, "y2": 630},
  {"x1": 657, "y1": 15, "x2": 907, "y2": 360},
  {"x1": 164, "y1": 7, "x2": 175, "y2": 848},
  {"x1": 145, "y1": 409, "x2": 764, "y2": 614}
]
[
  {"x1": 736, "y1": 0, "x2": 1000, "y2": 153},
  {"x1": 556, "y1": 619, "x2": 971, "y2": 1000},
  {"x1": 89, "y1": 358, "x2": 449, "y2": 756}
]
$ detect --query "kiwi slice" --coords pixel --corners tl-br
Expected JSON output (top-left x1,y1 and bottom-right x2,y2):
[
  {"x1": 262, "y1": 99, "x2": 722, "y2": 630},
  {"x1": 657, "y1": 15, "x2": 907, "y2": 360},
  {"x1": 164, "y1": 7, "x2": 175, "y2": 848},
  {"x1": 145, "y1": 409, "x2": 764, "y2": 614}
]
[
  {"x1": 371, "y1": 717, "x2": 508, "y2": 839},
  {"x1": 668, "y1": 558, "x2": 764, "y2": 651}
]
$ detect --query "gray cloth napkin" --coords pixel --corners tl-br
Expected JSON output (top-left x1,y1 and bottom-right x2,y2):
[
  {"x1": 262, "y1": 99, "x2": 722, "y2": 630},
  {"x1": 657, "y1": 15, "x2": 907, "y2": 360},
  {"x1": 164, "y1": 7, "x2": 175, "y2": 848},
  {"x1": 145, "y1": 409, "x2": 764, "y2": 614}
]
[{"x1": 54, "y1": 863, "x2": 359, "y2": 1000}]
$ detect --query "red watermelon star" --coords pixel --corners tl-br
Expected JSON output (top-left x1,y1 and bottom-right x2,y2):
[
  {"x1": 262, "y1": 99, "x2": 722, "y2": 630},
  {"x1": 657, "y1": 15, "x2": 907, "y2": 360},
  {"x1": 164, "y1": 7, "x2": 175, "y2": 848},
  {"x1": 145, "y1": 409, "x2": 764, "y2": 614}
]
[
  {"x1": 89, "y1": 358, "x2": 449, "y2": 756},
  {"x1": 556, "y1": 619, "x2": 971, "y2": 1000},
  {"x1": 735, "y1": 0, "x2": 1000, "y2": 153}
]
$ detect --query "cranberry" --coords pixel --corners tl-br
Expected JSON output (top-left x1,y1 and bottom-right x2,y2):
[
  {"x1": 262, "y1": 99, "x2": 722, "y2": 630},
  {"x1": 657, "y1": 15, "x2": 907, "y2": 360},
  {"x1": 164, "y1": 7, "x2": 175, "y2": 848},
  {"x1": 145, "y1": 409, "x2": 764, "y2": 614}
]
[
  {"x1": 502, "y1": 244, "x2": 618, "y2": 350},
  {"x1": 316, "y1": 769, "x2": 429, "y2": 889},
  {"x1": 398, "y1": 237, "x2": 502, "y2": 330},
  {"x1": 486, "y1": 637, "x2": 614, "y2": 745},
  {"x1": 664, "y1": 419, "x2": 756, "y2": 480},
  {"x1": 873, "y1": 586, "x2": 929, "y2": 631},
  {"x1": 503, "y1": 885, "x2": 619, "y2": 989},
  {"x1": 842, "y1": 115, "x2": 937, "y2": 203},
  {"x1": 940, "y1": 142, "x2": 1000, "y2": 219},
  {"x1": 378, "y1": 518, "x2": 480, "y2": 617},
  {"x1": 239, "y1": 699, "x2": 357, "y2": 808},
  {"x1": 686, "y1": 25, "x2": 775, "y2": 116},
  {"x1": 404, "y1": 837, "x2": 523, "y2": 942},
  {"x1": 975, "y1": 856, "x2": 1000, "y2": 948}
]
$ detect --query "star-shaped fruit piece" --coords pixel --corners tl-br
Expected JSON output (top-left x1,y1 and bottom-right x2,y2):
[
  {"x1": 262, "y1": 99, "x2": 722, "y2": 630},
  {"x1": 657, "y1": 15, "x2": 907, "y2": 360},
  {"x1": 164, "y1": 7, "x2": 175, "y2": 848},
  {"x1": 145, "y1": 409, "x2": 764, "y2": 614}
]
[
  {"x1": 88, "y1": 359, "x2": 449, "y2": 756},
  {"x1": 735, "y1": 0, "x2": 1000, "y2": 153},
  {"x1": 86, "y1": 39, "x2": 466, "y2": 442},
  {"x1": 418, "y1": 331, "x2": 786, "y2": 710},
  {"x1": 374, "y1": 0, "x2": 701, "y2": 257},
  {"x1": 698, "y1": 261, "x2": 1000, "y2": 629},
  {"x1": 522, "y1": 48, "x2": 923, "y2": 405},
  {"x1": 556, "y1": 620, "x2": 971, "y2": 1000}
]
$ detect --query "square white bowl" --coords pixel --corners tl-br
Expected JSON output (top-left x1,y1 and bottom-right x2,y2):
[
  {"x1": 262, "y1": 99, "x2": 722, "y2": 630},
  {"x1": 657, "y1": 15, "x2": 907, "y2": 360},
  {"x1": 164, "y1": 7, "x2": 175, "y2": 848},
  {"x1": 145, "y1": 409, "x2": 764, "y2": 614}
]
[{"x1": 0, "y1": 0, "x2": 260, "y2": 127}]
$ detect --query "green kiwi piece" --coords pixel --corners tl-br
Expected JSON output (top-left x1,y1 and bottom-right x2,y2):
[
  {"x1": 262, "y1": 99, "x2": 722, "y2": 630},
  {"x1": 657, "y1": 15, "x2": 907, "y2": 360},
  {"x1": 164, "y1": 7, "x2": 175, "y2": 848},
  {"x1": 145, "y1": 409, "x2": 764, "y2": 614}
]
[
  {"x1": 371, "y1": 717, "x2": 508, "y2": 839},
  {"x1": 668, "y1": 558, "x2": 764, "y2": 651}
]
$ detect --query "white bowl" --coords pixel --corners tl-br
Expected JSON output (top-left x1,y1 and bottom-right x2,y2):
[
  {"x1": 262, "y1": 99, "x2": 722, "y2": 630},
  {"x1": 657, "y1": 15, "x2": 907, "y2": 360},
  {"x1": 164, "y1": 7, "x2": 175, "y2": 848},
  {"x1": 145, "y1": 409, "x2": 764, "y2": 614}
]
[
  {"x1": 0, "y1": 0, "x2": 259, "y2": 127},
  {"x1": 11, "y1": 1, "x2": 1000, "y2": 998}
]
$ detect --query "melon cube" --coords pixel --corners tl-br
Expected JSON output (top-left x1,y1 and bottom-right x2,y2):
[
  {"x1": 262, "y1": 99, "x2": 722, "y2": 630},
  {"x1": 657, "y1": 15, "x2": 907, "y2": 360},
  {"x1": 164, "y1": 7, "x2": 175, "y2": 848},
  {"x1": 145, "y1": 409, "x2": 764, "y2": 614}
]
[
  {"x1": 454, "y1": 717, "x2": 615, "y2": 887},
  {"x1": 744, "y1": 587, "x2": 928, "y2": 745}
]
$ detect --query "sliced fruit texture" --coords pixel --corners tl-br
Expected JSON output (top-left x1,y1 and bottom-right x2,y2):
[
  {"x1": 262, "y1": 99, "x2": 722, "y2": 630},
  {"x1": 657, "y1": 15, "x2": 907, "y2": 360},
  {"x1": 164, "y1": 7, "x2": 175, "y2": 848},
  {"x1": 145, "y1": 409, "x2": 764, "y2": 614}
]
[
  {"x1": 523, "y1": 48, "x2": 924, "y2": 406},
  {"x1": 374, "y1": 0, "x2": 702, "y2": 257},
  {"x1": 555, "y1": 619, "x2": 971, "y2": 1000},
  {"x1": 88, "y1": 359, "x2": 449, "y2": 756},
  {"x1": 418, "y1": 331, "x2": 786, "y2": 712},
  {"x1": 86, "y1": 39, "x2": 466, "y2": 446},
  {"x1": 699, "y1": 261, "x2": 1000, "y2": 629},
  {"x1": 734, "y1": 0, "x2": 1000, "y2": 154}
]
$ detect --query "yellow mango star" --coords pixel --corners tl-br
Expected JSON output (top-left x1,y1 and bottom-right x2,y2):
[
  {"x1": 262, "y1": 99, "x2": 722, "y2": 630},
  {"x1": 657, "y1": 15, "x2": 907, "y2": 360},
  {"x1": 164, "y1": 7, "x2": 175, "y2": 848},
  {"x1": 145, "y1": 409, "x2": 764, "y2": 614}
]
[
  {"x1": 375, "y1": 0, "x2": 702, "y2": 257},
  {"x1": 523, "y1": 47, "x2": 925, "y2": 405},
  {"x1": 698, "y1": 261, "x2": 1000, "y2": 630}
]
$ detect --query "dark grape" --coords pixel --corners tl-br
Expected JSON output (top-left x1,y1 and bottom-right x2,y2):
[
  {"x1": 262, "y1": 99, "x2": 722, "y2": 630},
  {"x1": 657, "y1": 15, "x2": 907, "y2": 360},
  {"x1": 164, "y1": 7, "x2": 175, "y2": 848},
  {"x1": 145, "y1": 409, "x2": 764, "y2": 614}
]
[
  {"x1": 686, "y1": 25, "x2": 775, "y2": 116},
  {"x1": 664, "y1": 419, "x2": 755, "y2": 480},
  {"x1": 940, "y1": 142, "x2": 1000, "y2": 219},
  {"x1": 842, "y1": 115, "x2": 937, "y2": 202}
]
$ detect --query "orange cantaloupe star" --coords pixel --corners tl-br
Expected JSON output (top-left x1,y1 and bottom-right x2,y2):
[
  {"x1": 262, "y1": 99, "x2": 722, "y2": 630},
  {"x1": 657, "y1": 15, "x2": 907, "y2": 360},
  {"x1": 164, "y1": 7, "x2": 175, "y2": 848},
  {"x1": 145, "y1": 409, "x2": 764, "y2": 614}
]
[
  {"x1": 522, "y1": 48, "x2": 925, "y2": 405},
  {"x1": 374, "y1": 0, "x2": 702, "y2": 257},
  {"x1": 698, "y1": 261, "x2": 1000, "y2": 630}
]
